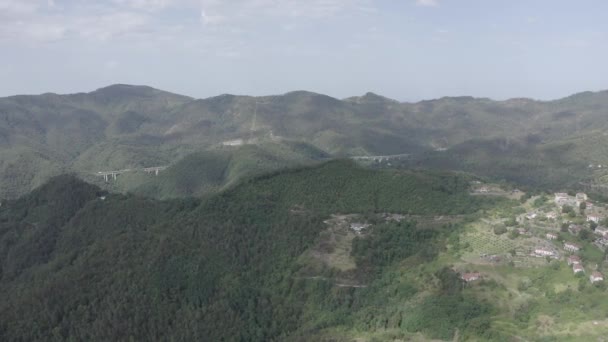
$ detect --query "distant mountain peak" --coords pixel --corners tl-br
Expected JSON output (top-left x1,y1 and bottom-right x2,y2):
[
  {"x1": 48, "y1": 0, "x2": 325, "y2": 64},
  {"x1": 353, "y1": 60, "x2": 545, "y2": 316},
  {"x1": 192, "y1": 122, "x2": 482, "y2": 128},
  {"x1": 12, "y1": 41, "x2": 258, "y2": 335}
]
[
  {"x1": 90, "y1": 84, "x2": 193, "y2": 102},
  {"x1": 283, "y1": 90, "x2": 328, "y2": 97},
  {"x1": 344, "y1": 92, "x2": 398, "y2": 104},
  {"x1": 92, "y1": 84, "x2": 162, "y2": 96}
]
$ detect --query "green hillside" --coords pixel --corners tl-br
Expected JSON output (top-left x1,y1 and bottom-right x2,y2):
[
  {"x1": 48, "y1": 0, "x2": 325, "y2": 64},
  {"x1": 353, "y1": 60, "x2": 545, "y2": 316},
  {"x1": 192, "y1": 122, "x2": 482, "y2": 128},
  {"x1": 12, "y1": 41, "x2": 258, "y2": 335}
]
[
  {"x1": 3, "y1": 84, "x2": 608, "y2": 198},
  {"x1": 397, "y1": 137, "x2": 592, "y2": 189},
  {"x1": 0, "y1": 161, "x2": 501, "y2": 341},
  {"x1": 6, "y1": 160, "x2": 608, "y2": 340},
  {"x1": 129, "y1": 141, "x2": 329, "y2": 198}
]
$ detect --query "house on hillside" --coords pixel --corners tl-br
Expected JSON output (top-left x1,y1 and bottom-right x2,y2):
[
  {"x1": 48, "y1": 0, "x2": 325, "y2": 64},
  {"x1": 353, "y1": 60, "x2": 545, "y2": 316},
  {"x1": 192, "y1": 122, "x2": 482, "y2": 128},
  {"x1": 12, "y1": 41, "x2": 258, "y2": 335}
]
[
  {"x1": 546, "y1": 233, "x2": 558, "y2": 240},
  {"x1": 567, "y1": 255, "x2": 582, "y2": 266},
  {"x1": 555, "y1": 193, "x2": 569, "y2": 204},
  {"x1": 590, "y1": 272, "x2": 604, "y2": 283},
  {"x1": 596, "y1": 238, "x2": 608, "y2": 248},
  {"x1": 518, "y1": 228, "x2": 531, "y2": 235},
  {"x1": 577, "y1": 192, "x2": 588, "y2": 200},
  {"x1": 350, "y1": 223, "x2": 370, "y2": 234},
  {"x1": 526, "y1": 212, "x2": 538, "y2": 220},
  {"x1": 595, "y1": 226, "x2": 608, "y2": 238},
  {"x1": 576, "y1": 193, "x2": 588, "y2": 205},
  {"x1": 587, "y1": 215, "x2": 602, "y2": 223},
  {"x1": 534, "y1": 247, "x2": 555, "y2": 257},
  {"x1": 573, "y1": 264, "x2": 585, "y2": 274},
  {"x1": 546, "y1": 212, "x2": 558, "y2": 220},
  {"x1": 564, "y1": 242, "x2": 581, "y2": 253},
  {"x1": 586, "y1": 202, "x2": 594, "y2": 210},
  {"x1": 461, "y1": 272, "x2": 481, "y2": 282}
]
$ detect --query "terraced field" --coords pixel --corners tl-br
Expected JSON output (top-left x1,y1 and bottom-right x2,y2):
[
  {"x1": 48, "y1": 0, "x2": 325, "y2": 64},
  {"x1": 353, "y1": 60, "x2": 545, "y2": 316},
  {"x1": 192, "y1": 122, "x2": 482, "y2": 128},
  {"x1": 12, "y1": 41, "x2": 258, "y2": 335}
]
[
  {"x1": 460, "y1": 222, "x2": 519, "y2": 258},
  {"x1": 460, "y1": 222, "x2": 552, "y2": 268}
]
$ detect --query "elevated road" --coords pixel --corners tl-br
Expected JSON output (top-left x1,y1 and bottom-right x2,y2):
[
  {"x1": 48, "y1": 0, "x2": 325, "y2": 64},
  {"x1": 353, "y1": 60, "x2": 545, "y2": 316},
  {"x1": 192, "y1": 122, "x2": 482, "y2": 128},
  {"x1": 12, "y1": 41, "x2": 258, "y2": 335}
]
[
  {"x1": 350, "y1": 153, "x2": 411, "y2": 162},
  {"x1": 95, "y1": 166, "x2": 168, "y2": 182}
]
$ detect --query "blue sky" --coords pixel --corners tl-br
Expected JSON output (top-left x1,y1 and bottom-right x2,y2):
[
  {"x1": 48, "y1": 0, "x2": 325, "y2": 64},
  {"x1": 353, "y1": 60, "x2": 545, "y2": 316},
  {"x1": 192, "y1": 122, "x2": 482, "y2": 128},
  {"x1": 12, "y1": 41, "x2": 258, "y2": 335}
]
[{"x1": 1, "y1": 0, "x2": 607, "y2": 101}]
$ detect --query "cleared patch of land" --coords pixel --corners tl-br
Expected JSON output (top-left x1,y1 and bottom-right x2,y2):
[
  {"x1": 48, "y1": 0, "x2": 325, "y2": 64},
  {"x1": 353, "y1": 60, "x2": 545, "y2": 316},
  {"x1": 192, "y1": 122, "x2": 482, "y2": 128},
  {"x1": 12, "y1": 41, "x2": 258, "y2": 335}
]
[{"x1": 297, "y1": 214, "x2": 360, "y2": 273}]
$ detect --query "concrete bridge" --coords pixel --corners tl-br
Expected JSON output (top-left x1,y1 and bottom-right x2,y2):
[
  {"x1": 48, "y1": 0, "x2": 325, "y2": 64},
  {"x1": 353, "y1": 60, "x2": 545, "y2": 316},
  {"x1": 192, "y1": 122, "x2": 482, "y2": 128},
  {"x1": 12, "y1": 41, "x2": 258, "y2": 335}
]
[
  {"x1": 142, "y1": 166, "x2": 167, "y2": 176},
  {"x1": 96, "y1": 166, "x2": 168, "y2": 182},
  {"x1": 96, "y1": 169, "x2": 131, "y2": 182},
  {"x1": 350, "y1": 153, "x2": 411, "y2": 162}
]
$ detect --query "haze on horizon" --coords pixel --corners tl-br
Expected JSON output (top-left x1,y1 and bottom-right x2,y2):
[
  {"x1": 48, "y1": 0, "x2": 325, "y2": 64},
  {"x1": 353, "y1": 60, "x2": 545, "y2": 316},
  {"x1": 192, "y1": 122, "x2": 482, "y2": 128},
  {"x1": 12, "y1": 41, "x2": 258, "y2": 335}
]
[{"x1": 1, "y1": 0, "x2": 607, "y2": 101}]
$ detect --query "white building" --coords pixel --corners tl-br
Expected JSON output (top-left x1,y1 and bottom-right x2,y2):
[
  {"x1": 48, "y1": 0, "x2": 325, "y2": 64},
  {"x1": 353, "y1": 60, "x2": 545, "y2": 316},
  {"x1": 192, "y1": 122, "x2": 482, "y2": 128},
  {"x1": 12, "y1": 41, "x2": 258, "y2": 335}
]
[
  {"x1": 535, "y1": 248, "x2": 555, "y2": 257},
  {"x1": 595, "y1": 226, "x2": 608, "y2": 238},
  {"x1": 350, "y1": 223, "x2": 370, "y2": 234},
  {"x1": 567, "y1": 255, "x2": 581, "y2": 266},
  {"x1": 555, "y1": 193, "x2": 569, "y2": 203},
  {"x1": 576, "y1": 193, "x2": 588, "y2": 203},
  {"x1": 564, "y1": 242, "x2": 581, "y2": 253},
  {"x1": 545, "y1": 212, "x2": 558, "y2": 220},
  {"x1": 461, "y1": 272, "x2": 481, "y2": 282},
  {"x1": 526, "y1": 212, "x2": 538, "y2": 220},
  {"x1": 590, "y1": 272, "x2": 604, "y2": 283}
]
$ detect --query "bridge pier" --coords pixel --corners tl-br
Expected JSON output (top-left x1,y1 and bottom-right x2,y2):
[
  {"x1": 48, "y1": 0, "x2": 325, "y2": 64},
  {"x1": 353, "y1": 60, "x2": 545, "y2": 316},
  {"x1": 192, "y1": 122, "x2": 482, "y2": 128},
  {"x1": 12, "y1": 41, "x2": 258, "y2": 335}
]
[{"x1": 96, "y1": 166, "x2": 167, "y2": 181}]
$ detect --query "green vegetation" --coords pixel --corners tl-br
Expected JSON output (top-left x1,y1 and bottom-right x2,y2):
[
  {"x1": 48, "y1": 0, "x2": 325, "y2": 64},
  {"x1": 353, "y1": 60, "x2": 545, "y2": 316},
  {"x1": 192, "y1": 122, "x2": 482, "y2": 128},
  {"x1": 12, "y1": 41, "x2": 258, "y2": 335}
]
[
  {"x1": 0, "y1": 161, "x2": 504, "y2": 341},
  {"x1": 7, "y1": 85, "x2": 608, "y2": 340},
  {"x1": 4, "y1": 85, "x2": 608, "y2": 198},
  {"x1": 126, "y1": 142, "x2": 329, "y2": 198}
]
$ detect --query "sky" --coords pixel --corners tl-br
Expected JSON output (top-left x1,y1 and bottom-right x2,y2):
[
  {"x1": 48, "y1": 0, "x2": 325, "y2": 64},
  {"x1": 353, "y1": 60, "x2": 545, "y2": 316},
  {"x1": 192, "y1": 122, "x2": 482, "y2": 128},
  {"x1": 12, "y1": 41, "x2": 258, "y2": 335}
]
[{"x1": 1, "y1": 0, "x2": 607, "y2": 101}]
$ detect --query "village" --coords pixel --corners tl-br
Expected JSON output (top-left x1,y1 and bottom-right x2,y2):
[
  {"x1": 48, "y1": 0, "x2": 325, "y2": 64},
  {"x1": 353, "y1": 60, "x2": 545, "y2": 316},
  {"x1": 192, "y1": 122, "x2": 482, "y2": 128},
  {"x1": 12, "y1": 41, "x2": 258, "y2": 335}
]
[{"x1": 460, "y1": 184, "x2": 608, "y2": 286}]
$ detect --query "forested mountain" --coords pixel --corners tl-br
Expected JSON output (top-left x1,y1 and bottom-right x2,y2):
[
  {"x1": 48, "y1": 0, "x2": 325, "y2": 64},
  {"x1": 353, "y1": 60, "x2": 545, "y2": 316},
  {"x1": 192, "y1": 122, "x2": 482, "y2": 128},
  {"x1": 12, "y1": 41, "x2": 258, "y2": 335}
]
[
  {"x1": 0, "y1": 161, "x2": 500, "y2": 341},
  {"x1": 2, "y1": 84, "x2": 608, "y2": 198}
]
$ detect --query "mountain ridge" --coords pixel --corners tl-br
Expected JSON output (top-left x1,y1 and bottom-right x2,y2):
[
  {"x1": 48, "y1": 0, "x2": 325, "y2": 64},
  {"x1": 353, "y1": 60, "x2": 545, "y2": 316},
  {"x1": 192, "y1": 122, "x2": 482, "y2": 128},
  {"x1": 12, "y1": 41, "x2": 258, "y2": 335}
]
[
  {"x1": 5, "y1": 83, "x2": 608, "y2": 104},
  {"x1": 2, "y1": 83, "x2": 608, "y2": 198}
]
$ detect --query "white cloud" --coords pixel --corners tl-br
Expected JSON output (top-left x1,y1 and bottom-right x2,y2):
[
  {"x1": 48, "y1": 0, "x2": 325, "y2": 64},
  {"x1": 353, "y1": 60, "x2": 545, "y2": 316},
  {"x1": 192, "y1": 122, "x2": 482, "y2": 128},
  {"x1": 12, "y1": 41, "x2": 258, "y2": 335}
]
[
  {"x1": 76, "y1": 12, "x2": 150, "y2": 41},
  {"x1": 0, "y1": 0, "x2": 376, "y2": 55},
  {"x1": 200, "y1": 9, "x2": 226, "y2": 26},
  {"x1": 416, "y1": 0, "x2": 439, "y2": 7},
  {"x1": 0, "y1": 0, "x2": 41, "y2": 14},
  {"x1": 0, "y1": 0, "x2": 177, "y2": 43},
  {"x1": 200, "y1": 0, "x2": 375, "y2": 26},
  {"x1": 112, "y1": 0, "x2": 184, "y2": 11},
  {"x1": 104, "y1": 60, "x2": 120, "y2": 70}
]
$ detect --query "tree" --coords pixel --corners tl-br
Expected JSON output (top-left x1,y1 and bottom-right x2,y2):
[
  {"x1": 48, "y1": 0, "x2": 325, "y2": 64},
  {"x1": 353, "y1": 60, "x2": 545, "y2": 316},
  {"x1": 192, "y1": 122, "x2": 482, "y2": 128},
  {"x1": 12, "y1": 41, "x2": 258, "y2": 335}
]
[
  {"x1": 580, "y1": 202, "x2": 587, "y2": 210},
  {"x1": 580, "y1": 229, "x2": 592, "y2": 241},
  {"x1": 435, "y1": 267, "x2": 462, "y2": 295},
  {"x1": 494, "y1": 225, "x2": 507, "y2": 235},
  {"x1": 561, "y1": 223, "x2": 569, "y2": 232},
  {"x1": 533, "y1": 196, "x2": 548, "y2": 208},
  {"x1": 505, "y1": 217, "x2": 517, "y2": 227},
  {"x1": 590, "y1": 221, "x2": 598, "y2": 230}
]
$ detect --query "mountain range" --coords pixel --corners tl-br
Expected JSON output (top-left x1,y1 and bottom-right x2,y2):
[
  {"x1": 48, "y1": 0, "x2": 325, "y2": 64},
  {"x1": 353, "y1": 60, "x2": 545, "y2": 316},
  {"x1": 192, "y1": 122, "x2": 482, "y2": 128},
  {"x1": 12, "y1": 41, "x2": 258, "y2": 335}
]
[
  {"x1": 5, "y1": 85, "x2": 608, "y2": 341},
  {"x1": 2, "y1": 84, "x2": 608, "y2": 198}
]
